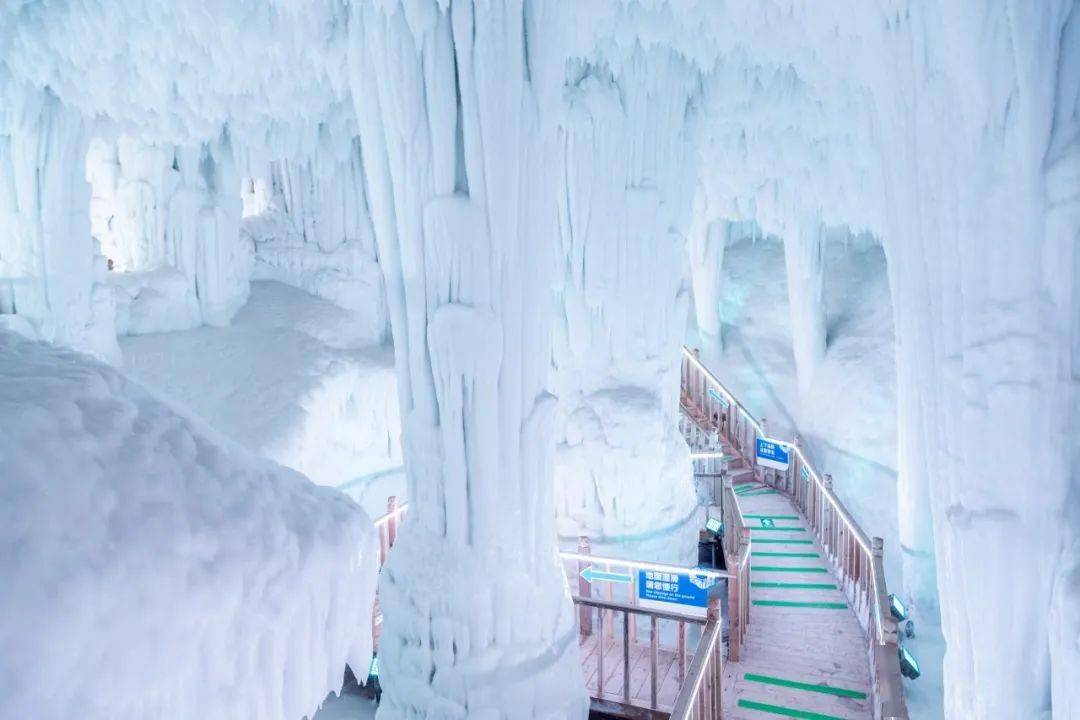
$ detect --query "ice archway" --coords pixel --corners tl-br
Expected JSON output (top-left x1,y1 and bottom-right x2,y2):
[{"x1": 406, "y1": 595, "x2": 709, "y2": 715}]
[{"x1": 1, "y1": 1, "x2": 1077, "y2": 718}]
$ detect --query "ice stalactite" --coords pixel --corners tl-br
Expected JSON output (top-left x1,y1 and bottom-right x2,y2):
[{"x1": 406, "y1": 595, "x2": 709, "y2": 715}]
[
  {"x1": 552, "y1": 47, "x2": 701, "y2": 565},
  {"x1": 868, "y1": 3, "x2": 1079, "y2": 716},
  {"x1": 348, "y1": 2, "x2": 587, "y2": 717},
  {"x1": 781, "y1": 211, "x2": 826, "y2": 401},
  {"x1": 0, "y1": 87, "x2": 118, "y2": 362},
  {"x1": 242, "y1": 138, "x2": 388, "y2": 341}
]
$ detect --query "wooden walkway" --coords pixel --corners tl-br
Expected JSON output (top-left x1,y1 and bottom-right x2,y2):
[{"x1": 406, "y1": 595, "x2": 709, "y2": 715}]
[
  {"x1": 578, "y1": 631, "x2": 684, "y2": 712},
  {"x1": 721, "y1": 480, "x2": 872, "y2": 720}
]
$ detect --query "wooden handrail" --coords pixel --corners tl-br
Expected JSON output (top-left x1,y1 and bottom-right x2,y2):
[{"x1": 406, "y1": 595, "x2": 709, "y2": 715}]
[
  {"x1": 679, "y1": 346, "x2": 909, "y2": 720},
  {"x1": 669, "y1": 614, "x2": 723, "y2": 719}
]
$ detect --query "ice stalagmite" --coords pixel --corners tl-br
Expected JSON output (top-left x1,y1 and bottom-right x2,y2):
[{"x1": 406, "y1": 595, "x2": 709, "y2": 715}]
[
  {"x1": 552, "y1": 46, "x2": 701, "y2": 565},
  {"x1": 347, "y1": 2, "x2": 587, "y2": 717}
]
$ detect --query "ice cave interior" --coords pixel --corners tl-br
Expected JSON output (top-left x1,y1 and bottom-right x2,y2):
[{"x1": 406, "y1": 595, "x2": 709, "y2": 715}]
[{"x1": 0, "y1": 2, "x2": 1077, "y2": 720}]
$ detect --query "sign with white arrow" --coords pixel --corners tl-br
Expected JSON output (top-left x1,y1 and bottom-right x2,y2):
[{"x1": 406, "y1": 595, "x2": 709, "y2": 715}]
[{"x1": 579, "y1": 567, "x2": 632, "y2": 585}]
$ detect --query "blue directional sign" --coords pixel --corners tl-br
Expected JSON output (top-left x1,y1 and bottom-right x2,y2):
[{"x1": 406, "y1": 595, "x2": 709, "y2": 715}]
[
  {"x1": 756, "y1": 438, "x2": 790, "y2": 470},
  {"x1": 637, "y1": 569, "x2": 718, "y2": 617},
  {"x1": 580, "y1": 567, "x2": 632, "y2": 585}
]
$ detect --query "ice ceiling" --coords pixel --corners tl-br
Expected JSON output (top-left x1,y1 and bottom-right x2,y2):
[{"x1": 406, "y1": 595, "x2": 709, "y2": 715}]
[{"x1": 1, "y1": 1, "x2": 1077, "y2": 719}]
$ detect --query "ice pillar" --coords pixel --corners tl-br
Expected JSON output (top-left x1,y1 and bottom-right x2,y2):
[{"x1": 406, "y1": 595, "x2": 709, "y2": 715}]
[
  {"x1": 0, "y1": 88, "x2": 118, "y2": 361},
  {"x1": 348, "y1": 2, "x2": 587, "y2": 717},
  {"x1": 551, "y1": 48, "x2": 701, "y2": 565},
  {"x1": 687, "y1": 202, "x2": 729, "y2": 352},
  {"x1": 782, "y1": 211, "x2": 826, "y2": 400},
  {"x1": 871, "y1": 3, "x2": 1078, "y2": 715}
]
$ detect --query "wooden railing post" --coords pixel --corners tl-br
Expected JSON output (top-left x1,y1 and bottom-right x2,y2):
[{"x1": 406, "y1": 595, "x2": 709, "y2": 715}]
[
  {"x1": 386, "y1": 495, "x2": 399, "y2": 548},
  {"x1": 871, "y1": 536, "x2": 909, "y2": 720},
  {"x1": 578, "y1": 536, "x2": 593, "y2": 636}
]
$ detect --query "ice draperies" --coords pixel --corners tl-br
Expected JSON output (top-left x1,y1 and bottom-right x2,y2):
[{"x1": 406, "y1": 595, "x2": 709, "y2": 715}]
[
  {"x1": 551, "y1": 46, "x2": 701, "y2": 563},
  {"x1": 347, "y1": 2, "x2": 587, "y2": 717}
]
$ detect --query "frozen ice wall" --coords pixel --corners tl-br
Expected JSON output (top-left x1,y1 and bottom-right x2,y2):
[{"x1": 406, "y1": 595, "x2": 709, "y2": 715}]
[
  {"x1": 348, "y1": 2, "x2": 587, "y2": 717},
  {"x1": 0, "y1": 330, "x2": 377, "y2": 720},
  {"x1": 0, "y1": 0, "x2": 354, "y2": 356},
  {"x1": 242, "y1": 138, "x2": 388, "y2": 342},
  {"x1": 865, "y1": 4, "x2": 1079, "y2": 717},
  {"x1": 0, "y1": 87, "x2": 119, "y2": 361},
  {"x1": 552, "y1": 45, "x2": 701, "y2": 564},
  {"x1": 85, "y1": 134, "x2": 251, "y2": 335}
]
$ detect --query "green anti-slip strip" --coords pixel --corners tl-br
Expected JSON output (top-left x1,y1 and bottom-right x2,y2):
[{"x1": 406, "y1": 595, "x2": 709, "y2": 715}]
[
  {"x1": 751, "y1": 581, "x2": 837, "y2": 589},
  {"x1": 744, "y1": 673, "x2": 867, "y2": 700},
  {"x1": 752, "y1": 565, "x2": 828, "y2": 573},
  {"x1": 744, "y1": 514, "x2": 799, "y2": 520},
  {"x1": 753, "y1": 599, "x2": 848, "y2": 610},
  {"x1": 752, "y1": 538, "x2": 815, "y2": 545},
  {"x1": 737, "y1": 699, "x2": 847, "y2": 720},
  {"x1": 752, "y1": 526, "x2": 807, "y2": 532},
  {"x1": 752, "y1": 551, "x2": 820, "y2": 558},
  {"x1": 739, "y1": 490, "x2": 778, "y2": 497}
]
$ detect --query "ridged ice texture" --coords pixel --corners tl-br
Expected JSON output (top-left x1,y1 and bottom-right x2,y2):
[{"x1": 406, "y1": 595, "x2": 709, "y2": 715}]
[
  {"x1": 0, "y1": 1, "x2": 1077, "y2": 717},
  {"x1": 551, "y1": 45, "x2": 700, "y2": 562},
  {"x1": 348, "y1": 2, "x2": 588, "y2": 717},
  {"x1": 0, "y1": 330, "x2": 378, "y2": 720}
]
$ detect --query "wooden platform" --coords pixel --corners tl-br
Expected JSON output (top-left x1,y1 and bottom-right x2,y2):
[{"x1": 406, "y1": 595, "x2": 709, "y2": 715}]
[
  {"x1": 722, "y1": 482, "x2": 873, "y2": 720},
  {"x1": 578, "y1": 628, "x2": 686, "y2": 713}
]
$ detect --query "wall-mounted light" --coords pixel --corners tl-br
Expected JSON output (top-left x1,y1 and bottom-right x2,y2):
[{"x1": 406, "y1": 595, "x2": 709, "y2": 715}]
[
  {"x1": 898, "y1": 645, "x2": 921, "y2": 680},
  {"x1": 705, "y1": 517, "x2": 723, "y2": 536},
  {"x1": 888, "y1": 593, "x2": 908, "y2": 621}
]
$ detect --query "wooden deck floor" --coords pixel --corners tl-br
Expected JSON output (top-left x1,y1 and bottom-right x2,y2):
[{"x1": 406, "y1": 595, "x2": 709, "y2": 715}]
[
  {"x1": 721, "y1": 481, "x2": 873, "y2": 720},
  {"x1": 578, "y1": 627, "x2": 686, "y2": 712}
]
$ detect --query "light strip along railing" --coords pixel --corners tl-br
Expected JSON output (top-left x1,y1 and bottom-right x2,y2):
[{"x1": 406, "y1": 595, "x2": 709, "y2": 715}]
[{"x1": 680, "y1": 346, "x2": 909, "y2": 720}]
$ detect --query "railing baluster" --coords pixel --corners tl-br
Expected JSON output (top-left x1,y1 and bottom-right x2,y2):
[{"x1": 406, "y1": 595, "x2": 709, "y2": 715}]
[
  {"x1": 650, "y1": 615, "x2": 659, "y2": 710},
  {"x1": 623, "y1": 610, "x2": 631, "y2": 706},
  {"x1": 598, "y1": 608, "x2": 605, "y2": 697}
]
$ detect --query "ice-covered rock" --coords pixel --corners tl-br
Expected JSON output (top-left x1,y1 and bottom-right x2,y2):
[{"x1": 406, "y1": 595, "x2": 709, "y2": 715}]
[{"x1": 0, "y1": 330, "x2": 377, "y2": 720}]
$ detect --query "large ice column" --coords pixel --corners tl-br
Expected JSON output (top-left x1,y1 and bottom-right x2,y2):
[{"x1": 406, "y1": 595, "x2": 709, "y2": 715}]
[
  {"x1": 348, "y1": 2, "x2": 587, "y2": 717},
  {"x1": 781, "y1": 211, "x2": 826, "y2": 400},
  {"x1": 552, "y1": 48, "x2": 701, "y2": 564},
  {"x1": 870, "y1": 3, "x2": 1079, "y2": 716},
  {"x1": 0, "y1": 88, "x2": 118, "y2": 361}
]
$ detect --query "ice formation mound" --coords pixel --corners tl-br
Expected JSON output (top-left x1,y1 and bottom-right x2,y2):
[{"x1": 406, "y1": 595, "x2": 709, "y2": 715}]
[{"x1": 0, "y1": 331, "x2": 377, "y2": 720}]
